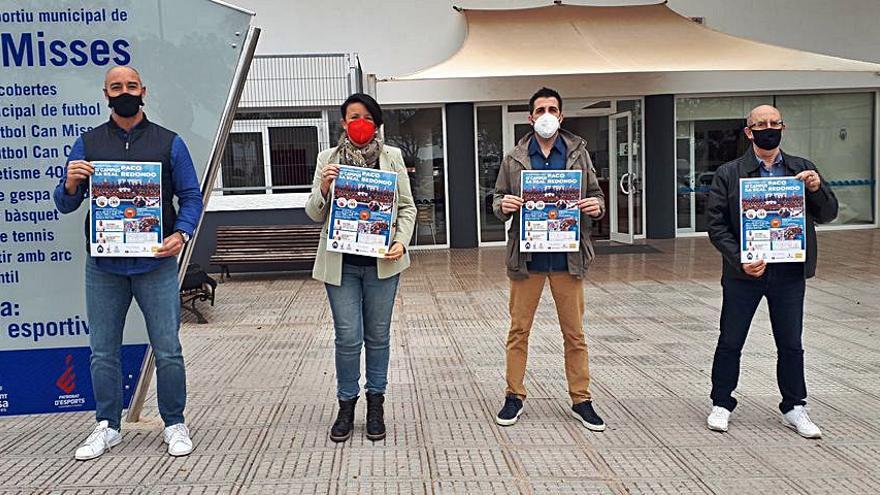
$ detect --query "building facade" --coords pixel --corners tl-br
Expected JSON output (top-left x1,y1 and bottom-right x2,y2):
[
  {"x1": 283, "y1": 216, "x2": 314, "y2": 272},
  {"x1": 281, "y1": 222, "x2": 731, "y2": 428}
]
[{"x1": 190, "y1": 0, "x2": 880, "y2": 269}]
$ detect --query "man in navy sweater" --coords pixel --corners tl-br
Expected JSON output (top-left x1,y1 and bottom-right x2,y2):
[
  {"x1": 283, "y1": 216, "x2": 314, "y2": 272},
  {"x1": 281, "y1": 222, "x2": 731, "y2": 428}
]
[{"x1": 53, "y1": 66, "x2": 203, "y2": 460}]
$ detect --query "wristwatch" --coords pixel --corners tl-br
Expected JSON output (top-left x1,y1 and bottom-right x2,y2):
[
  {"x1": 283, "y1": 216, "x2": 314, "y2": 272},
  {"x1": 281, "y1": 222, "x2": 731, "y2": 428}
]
[{"x1": 176, "y1": 230, "x2": 191, "y2": 243}]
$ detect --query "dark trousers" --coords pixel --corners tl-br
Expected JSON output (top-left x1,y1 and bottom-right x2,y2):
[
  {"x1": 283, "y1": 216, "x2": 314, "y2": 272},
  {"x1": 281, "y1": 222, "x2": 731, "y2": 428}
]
[{"x1": 710, "y1": 263, "x2": 807, "y2": 414}]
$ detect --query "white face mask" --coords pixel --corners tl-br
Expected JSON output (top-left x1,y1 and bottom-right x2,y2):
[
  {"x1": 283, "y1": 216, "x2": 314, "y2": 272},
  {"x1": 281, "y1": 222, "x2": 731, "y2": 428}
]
[{"x1": 533, "y1": 112, "x2": 560, "y2": 139}]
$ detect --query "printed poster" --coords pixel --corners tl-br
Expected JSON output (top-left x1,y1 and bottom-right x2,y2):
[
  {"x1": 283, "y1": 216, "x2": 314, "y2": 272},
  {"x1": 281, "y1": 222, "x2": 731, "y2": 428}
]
[
  {"x1": 89, "y1": 161, "x2": 163, "y2": 257},
  {"x1": 740, "y1": 177, "x2": 806, "y2": 263},
  {"x1": 520, "y1": 170, "x2": 582, "y2": 253},
  {"x1": 328, "y1": 165, "x2": 397, "y2": 258}
]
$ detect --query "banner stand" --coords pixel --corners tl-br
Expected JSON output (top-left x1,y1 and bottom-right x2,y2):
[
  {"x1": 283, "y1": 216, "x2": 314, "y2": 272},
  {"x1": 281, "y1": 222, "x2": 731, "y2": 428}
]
[{"x1": 124, "y1": 25, "x2": 261, "y2": 424}]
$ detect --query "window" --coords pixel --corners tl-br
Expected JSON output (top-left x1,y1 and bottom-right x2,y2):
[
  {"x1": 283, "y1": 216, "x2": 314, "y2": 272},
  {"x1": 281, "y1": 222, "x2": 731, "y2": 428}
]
[
  {"x1": 676, "y1": 96, "x2": 772, "y2": 232},
  {"x1": 269, "y1": 126, "x2": 319, "y2": 192},
  {"x1": 676, "y1": 93, "x2": 876, "y2": 231},
  {"x1": 775, "y1": 93, "x2": 875, "y2": 225},
  {"x1": 384, "y1": 107, "x2": 448, "y2": 246},
  {"x1": 218, "y1": 117, "x2": 327, "y2": 196},
  {"x1": 220, "y1": 133, "x2": 265, "y2": 195},
  {"x1": 476, "y1": 106, "x2": 505, "y2": 243}
]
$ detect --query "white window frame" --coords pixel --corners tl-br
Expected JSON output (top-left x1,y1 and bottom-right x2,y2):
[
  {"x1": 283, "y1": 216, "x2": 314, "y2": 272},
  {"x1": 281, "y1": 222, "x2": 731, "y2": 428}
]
[{"x1": 208, "y1": 114, "x2": 330, "y2": 212}]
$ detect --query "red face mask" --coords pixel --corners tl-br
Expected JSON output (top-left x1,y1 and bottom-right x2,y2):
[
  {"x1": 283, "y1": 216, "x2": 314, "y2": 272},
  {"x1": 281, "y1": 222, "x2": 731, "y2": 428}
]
[{"x1": 346, "y1": 118, "x2": 376, "y2": 146}]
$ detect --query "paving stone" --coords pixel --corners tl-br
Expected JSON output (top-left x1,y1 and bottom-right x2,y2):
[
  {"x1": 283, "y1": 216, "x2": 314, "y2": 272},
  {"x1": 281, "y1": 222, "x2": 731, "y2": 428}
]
[
  {"x1": 337, "y1": 480, "x2": 430, "y2": 494},
  {"x1": 618, "y1": 479, "x2": 713, "y2": 495},
  {"x1": 0, "y1": 457, "x2": 73, "y2": 489},
  {"x1": 595, "y1": 447, "x2": 691, "y2": 479},
  {"x1": 430, "y1": 447, "x2": 513, "y2": 479},
  {"x1": 791, "y1": 477, "x2": 880, "y2": 495},
  {"x1": 424, "y1": 421, "x2": 499, "y2": 446},
  {"x1": 674, "y1": 446, "x2": 779, "y2": 478},
  {"x1": 238, "y1": 481, "x2": 334, "y2": 494},
  {"x1": 433, "y1": 480, "x2": 523, "y2": 495},
  {"x1": 508, "y1": 447, "x2": 602, "y2": 478},
  {"x1": 337, "y1": 448, "x2": 428, "y2": 481},
  {"x1": 247, "y1": 450, "x2": 338, "y2": 482},
  {"x1": 139, "y1": 485, "x2": 238, "y2": 495},
  {"x1": 527, "y1": 479, "x2": 617, "y2": 494},
  {"x1": 495, "y1": 422, "x2": 578, "y2": 446}
]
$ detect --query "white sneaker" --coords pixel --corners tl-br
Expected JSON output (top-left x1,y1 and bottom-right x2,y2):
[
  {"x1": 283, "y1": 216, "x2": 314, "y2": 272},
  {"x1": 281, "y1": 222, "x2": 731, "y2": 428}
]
[
  {"x1": 707, "y1": 406, "x2": 731, "y2": 432},
  {"x1": 74, "y1": 421, "x2": 122, "y2": 461},
  {"x1": 163, "y1": 423, "x2": 194, "y2": 456},
  {"x1": 782, "y1": 406, "x2": 822, "y2": 439}
]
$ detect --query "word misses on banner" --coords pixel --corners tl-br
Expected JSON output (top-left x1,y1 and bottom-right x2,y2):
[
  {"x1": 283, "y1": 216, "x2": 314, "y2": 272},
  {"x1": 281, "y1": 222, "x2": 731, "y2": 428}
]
[{"x1": 0, "y1": 1, "x2": 253, "y2": 416}]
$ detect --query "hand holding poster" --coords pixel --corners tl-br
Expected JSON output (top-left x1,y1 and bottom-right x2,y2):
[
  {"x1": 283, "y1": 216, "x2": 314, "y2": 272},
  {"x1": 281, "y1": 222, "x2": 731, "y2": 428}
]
[
  {"x1": 520, "y1": 170, "x2": 582, "y2": 253},
  {"x1": 328, "y1": 165, "x2": 398, "y2": 258},
  {"x1": 740, "y1": 177, "x2": 806, "y2": 263},
  {"x1": 90, "y1": 162, "x2": 163, "y2": 257}
]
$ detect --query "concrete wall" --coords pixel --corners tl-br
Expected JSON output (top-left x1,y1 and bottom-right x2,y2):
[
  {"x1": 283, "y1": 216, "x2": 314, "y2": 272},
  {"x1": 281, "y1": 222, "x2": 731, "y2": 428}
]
[
  {"x1": 228, "y1": 0, "x2": 880, "y2": 104},
  {"x1": 190, "y1": 0, "x2": 879, "y2": 261},
  {"x1": 669, "y1": 0, "x2": 880, "y2": 64}
]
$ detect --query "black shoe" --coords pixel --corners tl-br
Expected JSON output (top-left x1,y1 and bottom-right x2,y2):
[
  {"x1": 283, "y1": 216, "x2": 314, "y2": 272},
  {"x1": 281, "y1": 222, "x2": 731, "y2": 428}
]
[
  {"x1": 365, "y1": 392, "x2": 386, "y2": 441},
  {"x1": 571, "y1": 400, "x2": 606, "y2": 431},
  {"x1": 495, "y1": 394, "x2": 524, "y2": 426},
  {"x1": 330, "y1": 397, "x2": 358, "y2": 443}
]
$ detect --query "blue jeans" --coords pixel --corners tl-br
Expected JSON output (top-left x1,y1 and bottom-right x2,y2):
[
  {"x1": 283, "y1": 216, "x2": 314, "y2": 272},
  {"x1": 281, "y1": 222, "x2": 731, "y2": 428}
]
[
  {"x1": 325, "y1": 264, "x2": 400, "y2": 401},
  {"x1": 711, "y1": 263, "x2": 807, "y2": 414},
  {"x1": 86, "y1": 257, "x2": 186, "y2": 430}
]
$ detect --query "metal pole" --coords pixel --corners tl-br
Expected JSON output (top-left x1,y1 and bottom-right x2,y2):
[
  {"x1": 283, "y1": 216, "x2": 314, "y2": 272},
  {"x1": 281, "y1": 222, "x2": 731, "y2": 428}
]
[{"x1": 126, "y1": 25, "x2": 262, "y2": 423}]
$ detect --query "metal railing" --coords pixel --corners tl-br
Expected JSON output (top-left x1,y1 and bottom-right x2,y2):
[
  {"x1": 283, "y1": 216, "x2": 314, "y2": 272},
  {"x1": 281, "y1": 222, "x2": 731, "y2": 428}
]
[
  {"x1": 239, "y1": 53, "x2": 362, "y2": 108},
  {"x1": 213, "y1": 53, "x2": 362, "y2": 196}
]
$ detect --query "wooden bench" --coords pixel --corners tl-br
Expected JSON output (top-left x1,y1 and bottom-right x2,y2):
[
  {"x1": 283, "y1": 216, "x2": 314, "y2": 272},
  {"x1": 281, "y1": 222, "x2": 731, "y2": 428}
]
[{"x1": 209, "y1": 224, "x2": 322, "y2": 280}]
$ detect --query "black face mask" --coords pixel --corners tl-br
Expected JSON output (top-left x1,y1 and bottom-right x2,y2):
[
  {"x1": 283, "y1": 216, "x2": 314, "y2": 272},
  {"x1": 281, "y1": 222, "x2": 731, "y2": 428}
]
[
  {"x1": 751, "y1": 128, "x2": 782, "y2": 150},
  {"x1": 108, "y1": 93, "x2": 143, "y2": 118}
]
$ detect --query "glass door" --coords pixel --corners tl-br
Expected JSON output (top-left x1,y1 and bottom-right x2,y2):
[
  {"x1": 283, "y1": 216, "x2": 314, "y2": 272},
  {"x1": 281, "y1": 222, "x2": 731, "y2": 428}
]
[
  {"x1": 676, "y1": 121, "x2": 696, "y2": 233},
  {"x1": 506, "y1": 114, "x2": 613, "y2": 241},
  {"x1": 610, "y1": 111, "x2": 634, "y2": 244}
]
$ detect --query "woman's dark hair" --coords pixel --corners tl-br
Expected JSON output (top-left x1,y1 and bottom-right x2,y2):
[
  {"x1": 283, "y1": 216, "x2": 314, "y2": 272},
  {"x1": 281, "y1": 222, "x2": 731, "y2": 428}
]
[{"x1": 340, "y1": 93, "x2": 383, "y2": 127}]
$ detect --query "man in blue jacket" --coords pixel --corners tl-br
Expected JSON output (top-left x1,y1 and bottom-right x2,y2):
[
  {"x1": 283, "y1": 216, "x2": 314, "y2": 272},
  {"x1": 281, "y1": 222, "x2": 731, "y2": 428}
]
[
  {"x1": 53, "y1": 66, "x2": 203, "y2": 460},
  {"x1": 706, "y1": 105, "x2": 838, "y2": 438}
]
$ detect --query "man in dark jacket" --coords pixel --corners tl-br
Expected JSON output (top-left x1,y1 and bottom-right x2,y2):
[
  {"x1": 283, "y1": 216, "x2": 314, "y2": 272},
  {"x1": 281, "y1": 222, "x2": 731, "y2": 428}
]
[
  {"x1": 705, "y1": 105, "x2": 838, "y2": 438},
  {"x1": 53, "y1": 66, "x2": 202, "y2": 460}
]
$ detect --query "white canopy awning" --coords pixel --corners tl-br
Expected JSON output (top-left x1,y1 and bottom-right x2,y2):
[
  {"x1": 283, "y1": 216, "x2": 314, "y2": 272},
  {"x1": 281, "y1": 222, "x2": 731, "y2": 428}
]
[{"x1": 389, "y1": 2, "x2": 880, "y2": 80}]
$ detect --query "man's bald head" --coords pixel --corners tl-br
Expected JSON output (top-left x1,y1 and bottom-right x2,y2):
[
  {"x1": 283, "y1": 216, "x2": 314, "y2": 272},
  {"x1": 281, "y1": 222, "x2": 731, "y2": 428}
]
[
  {"x1": 745, "y1": 104, "x2": 785, "y2": 152},
  {"x1": 747, "y1": 105, "x2": 782, "y2": 127},
  {"x1": 103, "y1": 65, "x2": 146, "y2": 120},
  {"x1": 104, "y1": 66, "x2": 142, "y2": 88},
  {"x1": 103, "y1": 65, "x2": 146, "y2": 100}
]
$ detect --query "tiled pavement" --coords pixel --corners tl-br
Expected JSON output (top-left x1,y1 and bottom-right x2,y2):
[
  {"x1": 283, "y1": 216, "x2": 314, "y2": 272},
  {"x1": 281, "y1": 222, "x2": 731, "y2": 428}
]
[{"x1": 2, "y1": 230, "x2": 880, "y2": 494}]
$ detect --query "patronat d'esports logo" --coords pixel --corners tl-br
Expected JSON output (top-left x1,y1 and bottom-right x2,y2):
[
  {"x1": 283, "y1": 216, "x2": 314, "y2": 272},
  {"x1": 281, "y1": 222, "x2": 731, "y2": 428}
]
[{"x1": 54, "y1": 355, "x2": 85, "y2": 409}]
